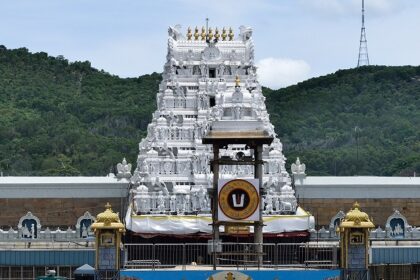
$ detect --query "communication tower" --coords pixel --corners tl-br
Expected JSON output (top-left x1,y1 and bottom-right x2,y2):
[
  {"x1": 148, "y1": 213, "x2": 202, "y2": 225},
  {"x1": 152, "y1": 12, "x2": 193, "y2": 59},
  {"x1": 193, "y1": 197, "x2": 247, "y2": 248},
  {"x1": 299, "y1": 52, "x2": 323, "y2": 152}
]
[{"x1": 357, "y1": 0, "x2": 370, "y2": 67}]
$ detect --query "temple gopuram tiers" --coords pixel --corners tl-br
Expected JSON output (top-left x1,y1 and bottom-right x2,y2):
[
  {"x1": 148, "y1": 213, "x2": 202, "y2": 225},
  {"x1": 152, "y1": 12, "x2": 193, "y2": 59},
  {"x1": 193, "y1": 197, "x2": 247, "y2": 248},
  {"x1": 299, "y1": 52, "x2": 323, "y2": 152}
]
[{"x1": 125, "y1": 25, "x2": 313, "y2": 237}]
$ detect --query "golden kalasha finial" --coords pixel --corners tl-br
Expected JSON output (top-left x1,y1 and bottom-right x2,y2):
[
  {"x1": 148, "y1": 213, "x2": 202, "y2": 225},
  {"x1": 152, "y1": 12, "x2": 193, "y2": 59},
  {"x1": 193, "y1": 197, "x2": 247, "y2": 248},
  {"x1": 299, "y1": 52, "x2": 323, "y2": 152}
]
[
  {"x1": 187, "y1": 27, "x2": 192, "y2": 40},
  {"x1": 235, "y1": 76, "x2": 240, "y2": 87},
  {"x1": 105, "y1": 202, "x2": 112, "y2": 210},
  {"x1": 221, "y1": 27, "x2": 227, "y2": 41},
  {"x1": 201, "y1": 26, "x2": 206, "y2": 41},
  {"x1": 215, "y1": 28, "x2": 220, "y2": 41},
  {"x1": 228, "y1": 27, "x2": 234, "y2": 41},
  {"x1": 194, "y1": 26, "x2": 199, "y2": 41},
  {"x1": 208, "y1": 27, "x2": 213, "y2": 41}
]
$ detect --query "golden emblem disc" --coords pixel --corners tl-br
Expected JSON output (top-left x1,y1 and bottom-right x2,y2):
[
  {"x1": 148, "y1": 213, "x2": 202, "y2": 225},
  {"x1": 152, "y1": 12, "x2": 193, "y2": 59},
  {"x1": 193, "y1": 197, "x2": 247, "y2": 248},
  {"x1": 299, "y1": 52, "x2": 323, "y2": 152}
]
[{"x1": 218, "y1": 179, "x2": 259, "y2": 220}]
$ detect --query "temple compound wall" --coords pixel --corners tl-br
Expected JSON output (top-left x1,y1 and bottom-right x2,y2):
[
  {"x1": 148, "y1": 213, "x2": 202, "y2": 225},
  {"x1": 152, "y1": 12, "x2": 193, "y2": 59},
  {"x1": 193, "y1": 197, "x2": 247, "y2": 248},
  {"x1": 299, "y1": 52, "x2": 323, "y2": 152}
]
[
  {"x1": 0, "y1": 176, "x2": 129, "y2": 227},
  {"x1": 294, "y1": 173, "x2": 420, "y2": 227},
  {"x1": 300, "y1": 198, "x2": 420, "y2": 228},
  {"x1": 0, "y1": 198, "x2": 125, "y2": 227},
  {"x1": 1, "y1": 171, "x2": 420, "y2": 230}
]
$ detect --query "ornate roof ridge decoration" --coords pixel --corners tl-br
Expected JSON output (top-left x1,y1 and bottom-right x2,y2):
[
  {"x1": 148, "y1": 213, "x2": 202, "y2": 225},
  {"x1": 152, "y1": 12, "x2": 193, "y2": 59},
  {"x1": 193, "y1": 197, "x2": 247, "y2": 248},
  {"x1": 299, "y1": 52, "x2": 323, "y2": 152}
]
[
  {"x1": 291, "y1": 157, "x2": 306, "y2": 176},
  {"x1": 185, "y1": 26, "x2": 235, "y2": 42},
  {"x1": 340, "y1": 202, "x2": 374, "y2": 229},
  {"x1": 116, "y1": 157, "x2": 132, "y2": 179}
]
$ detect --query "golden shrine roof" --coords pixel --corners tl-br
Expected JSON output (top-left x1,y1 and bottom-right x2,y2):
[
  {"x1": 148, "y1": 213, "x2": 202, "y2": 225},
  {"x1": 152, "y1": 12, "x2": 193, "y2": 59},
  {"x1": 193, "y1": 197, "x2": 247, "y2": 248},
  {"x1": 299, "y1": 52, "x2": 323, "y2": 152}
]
[
  {"x1": 91, "y1": 203, "x2": 125, "y2": 232},
  {"x1": 340, "y1": 202, "x2": 375, "y2": 229}
]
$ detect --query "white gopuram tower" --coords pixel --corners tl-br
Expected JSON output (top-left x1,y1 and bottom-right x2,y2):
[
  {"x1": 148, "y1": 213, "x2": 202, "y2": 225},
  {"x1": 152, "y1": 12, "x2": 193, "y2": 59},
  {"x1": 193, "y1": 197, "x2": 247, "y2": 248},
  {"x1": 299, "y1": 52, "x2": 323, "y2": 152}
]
[{"x1": 126, "y1": 25, "x2": 312, "y2": 236}]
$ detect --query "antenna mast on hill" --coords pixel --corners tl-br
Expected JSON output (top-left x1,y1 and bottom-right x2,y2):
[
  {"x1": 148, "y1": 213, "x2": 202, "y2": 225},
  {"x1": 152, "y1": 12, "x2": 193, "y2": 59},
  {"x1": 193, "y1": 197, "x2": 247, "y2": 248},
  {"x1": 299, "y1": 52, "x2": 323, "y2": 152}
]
[{"x1": 357, "y1": 0, "x2": 370, "y2": 67}]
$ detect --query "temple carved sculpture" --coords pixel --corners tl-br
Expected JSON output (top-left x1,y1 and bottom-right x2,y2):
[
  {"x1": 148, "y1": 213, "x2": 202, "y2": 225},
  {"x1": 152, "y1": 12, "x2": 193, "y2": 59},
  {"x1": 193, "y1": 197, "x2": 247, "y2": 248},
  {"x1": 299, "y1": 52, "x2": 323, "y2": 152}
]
[{"x1": 116, "y1": 158, "x2": 132, "y2": 179}]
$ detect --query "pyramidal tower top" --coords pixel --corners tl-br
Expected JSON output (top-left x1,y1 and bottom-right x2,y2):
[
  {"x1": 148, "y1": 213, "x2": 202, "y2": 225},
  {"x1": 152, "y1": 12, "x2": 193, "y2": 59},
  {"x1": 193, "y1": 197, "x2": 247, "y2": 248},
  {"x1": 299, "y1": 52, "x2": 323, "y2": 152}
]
[
  {"x1": 357, "y1": 0, "x2": 370, "y2": 67},
  {"x1": 127, "y1": 25, "x2": 300, "y2": 230}
]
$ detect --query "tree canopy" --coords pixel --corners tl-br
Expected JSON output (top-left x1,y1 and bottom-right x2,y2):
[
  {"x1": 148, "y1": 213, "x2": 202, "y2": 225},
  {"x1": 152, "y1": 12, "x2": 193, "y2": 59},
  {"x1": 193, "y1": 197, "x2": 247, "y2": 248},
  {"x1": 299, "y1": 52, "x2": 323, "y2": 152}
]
[
  {"x1": 0, "y1": 46, "x2": 159, "y2": 175},
  {"x1": 265, "y1": 66, "x2": 420, "y2": 176}
]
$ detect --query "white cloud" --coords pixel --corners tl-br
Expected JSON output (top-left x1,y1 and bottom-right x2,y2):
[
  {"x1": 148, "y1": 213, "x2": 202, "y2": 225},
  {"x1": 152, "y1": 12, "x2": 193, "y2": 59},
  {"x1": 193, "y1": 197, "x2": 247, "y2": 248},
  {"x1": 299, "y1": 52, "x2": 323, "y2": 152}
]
[{"x1": 256, "y1": 57, "x2": 311, "y2": 89}]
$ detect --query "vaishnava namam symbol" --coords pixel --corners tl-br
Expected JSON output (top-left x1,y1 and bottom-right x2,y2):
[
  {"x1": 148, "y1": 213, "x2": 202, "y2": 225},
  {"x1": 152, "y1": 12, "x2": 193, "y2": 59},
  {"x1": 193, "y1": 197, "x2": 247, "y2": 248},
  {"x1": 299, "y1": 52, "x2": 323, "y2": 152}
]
[{"x1": 232, "y1": 193, "x2": 244, "y2": 208}]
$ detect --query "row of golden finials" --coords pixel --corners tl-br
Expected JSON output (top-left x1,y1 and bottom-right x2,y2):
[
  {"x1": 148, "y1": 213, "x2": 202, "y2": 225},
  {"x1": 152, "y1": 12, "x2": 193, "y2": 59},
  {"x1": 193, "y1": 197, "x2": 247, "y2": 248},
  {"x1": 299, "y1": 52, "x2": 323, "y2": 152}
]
[{"x1": 187, "y1": 27, "x2": 234, "y2": 41}]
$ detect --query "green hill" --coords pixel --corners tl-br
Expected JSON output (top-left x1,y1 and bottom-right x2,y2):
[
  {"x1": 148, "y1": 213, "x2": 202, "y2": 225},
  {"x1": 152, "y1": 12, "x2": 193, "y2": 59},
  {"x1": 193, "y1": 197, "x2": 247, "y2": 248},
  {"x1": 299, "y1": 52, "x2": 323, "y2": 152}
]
[
  {"x1": 0, "y1": 46, "x2": 418, "y2": 176},
  {"x1": 0, "y1": 47, "x2": 160, "y2": 175},
  {"x1": 265, "y1": 66, "x2": 420, "y2": 176}
]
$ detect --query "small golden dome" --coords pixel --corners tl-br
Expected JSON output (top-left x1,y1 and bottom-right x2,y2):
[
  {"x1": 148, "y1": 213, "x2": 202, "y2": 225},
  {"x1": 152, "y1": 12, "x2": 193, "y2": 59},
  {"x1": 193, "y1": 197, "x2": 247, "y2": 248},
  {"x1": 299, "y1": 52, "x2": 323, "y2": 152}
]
[
  {"x1": 221, "y1": 27, "x2": 227, "y2": 41},
  {"x1": 345, "y1": 202, "x2": 370, "y2": 224},
  {"x1": 235, "y1": 76, "x2": 240, "y2": 87},
  {"x1": 194, "y1": 26, "x2": 199, "y2": 41},
  {"x1": 208, "y1": 27, "x2": 213, "y2": 41},
  {"x1": 96, "y1": 202, "x2": 120, "y2": 225},
  {"x1": 215, "y1": 28, "x2": 220, "y2": 41},
  {"x1": 228, "y1": 27, "x2": 234, "y2": 41},
  {"x1": 91, "y1": 202, "x2": 125, "y2": 232},
  {"x1": 201, "y1": 26, "x2": 206, "y2": 41},
  {"x1": 340, "y1": 201, "x2": 374, "y2": 228},
  {"x1": 187, "y1": 27, "x2": 192, "y2": 40}
]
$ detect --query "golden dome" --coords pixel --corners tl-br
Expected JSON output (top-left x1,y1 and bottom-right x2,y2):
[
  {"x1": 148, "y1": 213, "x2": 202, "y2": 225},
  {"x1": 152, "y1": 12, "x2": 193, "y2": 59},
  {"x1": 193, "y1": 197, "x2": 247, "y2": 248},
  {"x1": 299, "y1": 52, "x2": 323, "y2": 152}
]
[
  {"x1": 340, "y1": 202, "x2": 374, "y2": 229},
  {"x1": 91, "y1": 202, "x2": 125, "y2": 232},
  {"x1": 96, "y1": 203, "x2": 119, "y2": 225},
  {"x1": 345, "y1": 202, "x2": 369, "y2": 224}
]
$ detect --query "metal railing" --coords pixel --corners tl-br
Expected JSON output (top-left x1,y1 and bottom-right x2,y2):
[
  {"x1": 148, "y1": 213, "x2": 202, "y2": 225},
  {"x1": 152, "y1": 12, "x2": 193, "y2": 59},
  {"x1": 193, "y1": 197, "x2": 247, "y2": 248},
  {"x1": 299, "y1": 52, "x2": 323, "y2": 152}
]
[
  {"x1": 0, "y1": 240, "x2": 94, "y2": 249},
  {"x1": 123, "y1": 242, "x2": 339, "y2": 270}
]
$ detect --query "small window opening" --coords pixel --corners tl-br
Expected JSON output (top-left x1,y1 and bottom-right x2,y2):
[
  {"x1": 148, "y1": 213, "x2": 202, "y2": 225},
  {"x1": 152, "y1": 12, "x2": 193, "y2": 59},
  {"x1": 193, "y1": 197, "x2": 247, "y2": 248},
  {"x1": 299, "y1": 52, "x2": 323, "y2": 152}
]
[
  {"x1": 209, "y1": 68, "x2": 216, "y2": 78},
  {"x1": 209, "y1": 97, "x2": 216, "y2": 107}
]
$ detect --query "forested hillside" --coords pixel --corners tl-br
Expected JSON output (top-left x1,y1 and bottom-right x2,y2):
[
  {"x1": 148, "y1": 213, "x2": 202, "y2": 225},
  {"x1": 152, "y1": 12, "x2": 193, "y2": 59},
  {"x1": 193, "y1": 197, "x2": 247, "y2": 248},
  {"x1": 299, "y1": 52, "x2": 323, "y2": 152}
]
[
  {"x1": 0, "y1": 46, "x2": 418, "y2": 176},
  {"x1": 266, "y1": 66, "x2": 420, "y2": 176},
  {"x1": 0, "y1": 47, "x2": 160, "y2": 175}
]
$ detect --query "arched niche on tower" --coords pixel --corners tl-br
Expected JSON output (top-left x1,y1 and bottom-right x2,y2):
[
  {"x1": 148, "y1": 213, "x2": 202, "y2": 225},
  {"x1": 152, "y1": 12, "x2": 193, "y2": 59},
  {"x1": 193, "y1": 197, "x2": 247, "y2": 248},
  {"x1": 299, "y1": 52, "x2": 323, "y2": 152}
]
[
  {"x1": 76, "y1": 211, "x2": 95, "y2": 238},
  {"x1": 329, "y1": 210, "x2": 345, "y2": 238},
  {"x1": 18, "y1": 212, "x2": 41, "y2": 239},
  {"x1": 386, "y1": 210, "x2": 410, "y2": 238}
]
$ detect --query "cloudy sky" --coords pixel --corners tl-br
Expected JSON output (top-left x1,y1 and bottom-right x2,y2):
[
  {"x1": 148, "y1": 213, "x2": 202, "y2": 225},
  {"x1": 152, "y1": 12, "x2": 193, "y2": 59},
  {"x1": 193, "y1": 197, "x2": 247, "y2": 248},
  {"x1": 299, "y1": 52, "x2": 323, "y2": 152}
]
[{"x1": 1, "y1": 0, "x2": 419, "y2": 89}]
